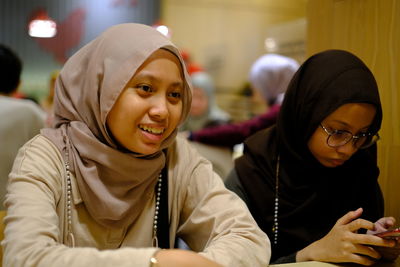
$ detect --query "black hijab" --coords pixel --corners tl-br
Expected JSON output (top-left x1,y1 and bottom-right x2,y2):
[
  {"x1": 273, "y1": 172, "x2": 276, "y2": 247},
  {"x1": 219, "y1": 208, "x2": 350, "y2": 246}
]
[{"x1": 235, "y1": 50, "x2": 384, "y2": 262}]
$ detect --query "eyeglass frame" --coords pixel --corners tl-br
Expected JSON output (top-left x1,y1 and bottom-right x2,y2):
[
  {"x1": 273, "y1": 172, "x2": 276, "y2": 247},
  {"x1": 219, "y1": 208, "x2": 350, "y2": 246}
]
[{"x1": 319, "y1": 124, "x2": 380, "y2": 149}]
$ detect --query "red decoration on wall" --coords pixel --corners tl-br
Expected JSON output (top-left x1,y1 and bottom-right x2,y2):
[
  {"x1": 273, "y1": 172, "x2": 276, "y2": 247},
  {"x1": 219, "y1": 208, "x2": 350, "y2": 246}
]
[{"x1": 34, "y1": 8, "x2": 86, "y2": 64}]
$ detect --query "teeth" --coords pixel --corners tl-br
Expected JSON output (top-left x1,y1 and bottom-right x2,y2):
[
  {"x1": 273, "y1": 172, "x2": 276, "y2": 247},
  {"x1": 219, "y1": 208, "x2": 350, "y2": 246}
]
[{"x1": 140, "y1": 125, "x2": 164, "y2": 134}]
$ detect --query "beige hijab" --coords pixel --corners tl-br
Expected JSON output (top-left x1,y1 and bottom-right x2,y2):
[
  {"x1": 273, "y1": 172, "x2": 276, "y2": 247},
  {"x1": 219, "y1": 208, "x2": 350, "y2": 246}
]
[{"x1": 41, "y1": 23, "x2": 192, "y2": 229}]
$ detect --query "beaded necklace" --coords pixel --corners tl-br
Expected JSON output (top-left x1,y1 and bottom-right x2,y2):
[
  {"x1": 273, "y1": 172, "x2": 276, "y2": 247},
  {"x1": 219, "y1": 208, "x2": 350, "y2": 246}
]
[
  {"x1": 152, "y1": 173, "x2": 162, "y2": 248},
  {"x1": 63, "y1": 142, "x2": 75, "y2": 247},
  {"x1": 63, "y1": 135, "x2": 165, "y2": 248},
  {"x1": 65, "y1": 159, "x2": 164, "y2": 248},
  {"x1": 272, "y1": 155, "x2": 280, "y2": 245}
]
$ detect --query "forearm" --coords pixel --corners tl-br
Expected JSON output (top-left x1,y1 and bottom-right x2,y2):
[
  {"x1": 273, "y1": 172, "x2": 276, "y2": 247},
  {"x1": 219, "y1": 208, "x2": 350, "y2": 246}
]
[
  {"x1": 155, "y1": 249, "x2": 223, "y2": 267},
  {"x1": 180, "y1": 165, "x2": 271, "y2": 266}
]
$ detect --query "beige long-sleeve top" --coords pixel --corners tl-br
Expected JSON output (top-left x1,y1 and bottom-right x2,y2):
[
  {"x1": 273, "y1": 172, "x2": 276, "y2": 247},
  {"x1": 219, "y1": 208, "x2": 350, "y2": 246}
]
[
  {"x1": 3, "y1": 135, "x2": 270, "y2": 267},
  {"x1": 0, "y1": 96, "x2": 45, "y2": 210}
]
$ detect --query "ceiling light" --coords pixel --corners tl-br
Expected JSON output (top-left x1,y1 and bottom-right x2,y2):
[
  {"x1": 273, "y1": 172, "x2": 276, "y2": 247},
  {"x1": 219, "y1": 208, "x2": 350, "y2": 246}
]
[{"x1": 28, "y1": 9, "x2": 57, "y2": 38}]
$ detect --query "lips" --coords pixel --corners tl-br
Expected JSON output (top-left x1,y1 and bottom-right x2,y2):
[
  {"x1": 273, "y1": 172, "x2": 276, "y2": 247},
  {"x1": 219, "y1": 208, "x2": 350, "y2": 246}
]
[{"x1": 330, "y1": 158, "x2": 345, "y2": 166}]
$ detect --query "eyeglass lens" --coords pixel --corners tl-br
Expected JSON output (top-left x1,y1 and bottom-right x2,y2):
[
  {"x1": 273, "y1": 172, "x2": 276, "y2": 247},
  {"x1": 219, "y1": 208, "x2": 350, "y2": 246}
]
[{"x1": 328, "y1": 132, "x2": 377, "y2": 148}]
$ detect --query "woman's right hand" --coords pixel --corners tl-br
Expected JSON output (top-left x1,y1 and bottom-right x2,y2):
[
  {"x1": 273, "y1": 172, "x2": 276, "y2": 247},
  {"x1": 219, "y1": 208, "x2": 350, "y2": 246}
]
[
  {"x1": 296, "y1": 208, "x2": 396, "y2": 265},
  {"x1": 154, "y1": 249, "x2": 223, "y2": 267}
]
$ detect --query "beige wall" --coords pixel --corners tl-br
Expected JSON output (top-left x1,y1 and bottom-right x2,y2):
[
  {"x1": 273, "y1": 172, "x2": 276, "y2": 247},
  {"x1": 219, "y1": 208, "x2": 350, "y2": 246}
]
[
  {"x1": 307, "y1": 0, "x2": 400, "y2": 222},
  {"x1": 162, "y1": 0, "x2": 307, "y2": 93}
]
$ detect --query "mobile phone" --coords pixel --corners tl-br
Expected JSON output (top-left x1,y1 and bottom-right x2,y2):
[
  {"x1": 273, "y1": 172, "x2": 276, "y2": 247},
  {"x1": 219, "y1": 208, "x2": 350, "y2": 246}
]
[{"x1": 374, "y1": 228, "x2": 400, "y2": 239}]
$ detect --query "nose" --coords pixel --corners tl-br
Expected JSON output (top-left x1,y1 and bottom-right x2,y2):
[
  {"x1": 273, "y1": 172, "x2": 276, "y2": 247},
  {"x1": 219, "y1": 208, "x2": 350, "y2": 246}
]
[
  {"x1": 149, "y1": 95, "x2": 168, "y2": 120},
  {"x1": 336, "y1": 140, "x2": 358, "y2": 158}
]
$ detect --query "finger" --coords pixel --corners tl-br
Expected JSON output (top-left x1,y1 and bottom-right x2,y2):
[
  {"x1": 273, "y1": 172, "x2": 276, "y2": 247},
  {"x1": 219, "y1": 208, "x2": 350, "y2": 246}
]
[
  {"x1": 375, "y1": 217, "x2": 396, "y2": 230},
  {"x1": 348, "y1": 218, "x2": 375, "y2": 232},
  {"x1": 353, "y1": 244, "x2": 381, "y2": 261},
  {"x1": 373, "y1": 245, "x2": 400, "y2": 261},
  {"x1": 346, "y1": 253, "x2": 376, "y2": 266},
  {"x1": 368, "y1": 219, "x2": 398, "y2": 235},
  {"x1": 383, "y1": 217, "x2": 396, "y2": 228},
  {"x1": 336, "y1": 208, "x2": 363, "y2": 226},
  {"x1": 356, "y1": 233, "x2": 396, "y2": 249},
  {"x1": 373, "y1": 223, "x2": 388, "y2": 232}
]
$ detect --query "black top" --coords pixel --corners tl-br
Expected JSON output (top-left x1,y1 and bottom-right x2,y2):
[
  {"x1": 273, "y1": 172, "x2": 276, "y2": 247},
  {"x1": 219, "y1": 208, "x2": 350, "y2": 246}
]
[
  {"x1": 229, "y1": 50, "x2": 384, "y2": 263},
  {"x1": 157, "y1": 165, "x2": 170, "y2": 249}
]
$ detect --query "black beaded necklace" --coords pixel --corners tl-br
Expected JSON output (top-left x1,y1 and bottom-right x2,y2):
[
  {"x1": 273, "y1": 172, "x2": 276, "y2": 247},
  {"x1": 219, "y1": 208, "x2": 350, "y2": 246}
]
[
  {"x1": 272, "y1": 155, "x2": 280, "y2": 245},
  {"x1": 151, "y1": 167, "x2": 170, "y2": 249}
]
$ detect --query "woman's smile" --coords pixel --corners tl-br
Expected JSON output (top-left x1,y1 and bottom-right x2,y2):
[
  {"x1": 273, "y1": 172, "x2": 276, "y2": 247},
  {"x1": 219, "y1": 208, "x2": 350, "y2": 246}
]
[
  {"x1": 138, "y1": 124, "x2": 166, "y2": 142},
  {"x1": 138, "y1": 124, "x2": 165, "y2": 135}
]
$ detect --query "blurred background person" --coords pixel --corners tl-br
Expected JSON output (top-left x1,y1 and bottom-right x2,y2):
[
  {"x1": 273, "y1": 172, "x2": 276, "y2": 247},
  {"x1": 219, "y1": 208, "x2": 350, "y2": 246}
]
[
  {"x1": 181, "y1": 71, "x2": 231, "y2": 132},
  {"x1": 0, "y1": 44, "x2": 45, "y2": 209},
  {"x1": 178, "y1": 71, "x2": 232, "y2": 179},
  {"x1": 187, "y1": 53, "x2": 299, "y2": 150}
]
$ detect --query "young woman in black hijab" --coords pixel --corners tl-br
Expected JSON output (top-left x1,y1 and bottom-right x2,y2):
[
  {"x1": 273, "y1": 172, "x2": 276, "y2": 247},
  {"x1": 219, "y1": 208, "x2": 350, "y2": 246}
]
[{"x1": 226, "y1": 49, "x2": 400, "y2": 265}]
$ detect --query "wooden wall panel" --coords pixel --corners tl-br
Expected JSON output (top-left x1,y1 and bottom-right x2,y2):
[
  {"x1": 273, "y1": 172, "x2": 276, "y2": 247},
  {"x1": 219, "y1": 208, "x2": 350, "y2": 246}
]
[{"x1": 307, "y1": 0, "x2": 400, "y2": 222}]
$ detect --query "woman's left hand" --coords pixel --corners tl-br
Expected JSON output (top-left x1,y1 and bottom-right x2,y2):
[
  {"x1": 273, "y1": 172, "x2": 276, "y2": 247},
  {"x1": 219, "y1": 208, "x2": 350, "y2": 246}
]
[
  {"x1": 368, "y1": 217, "x2": 400, "y2": 261},
  {"x1": 367, "y1": 217, "x2": 396, "y2": 235}
]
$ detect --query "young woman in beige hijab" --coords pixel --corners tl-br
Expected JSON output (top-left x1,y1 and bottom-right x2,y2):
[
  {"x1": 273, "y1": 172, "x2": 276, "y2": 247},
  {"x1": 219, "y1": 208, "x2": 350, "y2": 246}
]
[{"x1": 3, "y1": 24, "x2": 270, "y2": 267}]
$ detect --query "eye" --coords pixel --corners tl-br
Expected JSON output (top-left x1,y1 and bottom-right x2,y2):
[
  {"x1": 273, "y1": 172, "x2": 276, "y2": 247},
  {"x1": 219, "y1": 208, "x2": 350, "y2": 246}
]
[
  {"x1": 332, "y1": 129, "x2": 348, "y2": 138},
  {"x1": 168, "y1": 91, "x2": 181, "y2": 99},
  {"x1": 137, "y1": 84, "x2": 152, "y2": 93},
  {"x1": 135, "y1": 84, "x2": 154, "y2": 97},
  {"x1": 167, "y1": 89, "x2": 182, "y2": 104}
]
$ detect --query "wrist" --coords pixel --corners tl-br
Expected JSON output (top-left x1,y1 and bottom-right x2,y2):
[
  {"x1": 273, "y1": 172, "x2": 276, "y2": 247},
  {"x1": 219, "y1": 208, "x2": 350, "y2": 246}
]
[
  {"x1": 150, "y1": 250, "x2": 161, "y2": 267},
  {"x1": 296, "y1": 246, "x2": 313, "y2": 262}
]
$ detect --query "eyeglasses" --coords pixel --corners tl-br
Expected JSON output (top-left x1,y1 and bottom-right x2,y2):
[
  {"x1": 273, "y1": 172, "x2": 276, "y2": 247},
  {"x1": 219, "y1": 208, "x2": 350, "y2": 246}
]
[{"x1": 320, "y1": 124, "x2": 380, "y2": 149}]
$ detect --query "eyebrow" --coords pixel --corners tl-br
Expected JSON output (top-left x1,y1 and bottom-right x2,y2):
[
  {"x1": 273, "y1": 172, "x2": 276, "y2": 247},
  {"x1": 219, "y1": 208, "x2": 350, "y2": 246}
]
[
  {"x1": 134, "y1": 72, "x2": 184, "y2": 88},
  {"x1": 329, "y1": 119, "x2": 371, "y2": 131}
]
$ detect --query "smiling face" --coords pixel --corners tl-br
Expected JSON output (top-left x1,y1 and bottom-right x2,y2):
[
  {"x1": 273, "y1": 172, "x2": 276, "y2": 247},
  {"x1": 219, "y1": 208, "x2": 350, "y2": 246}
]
[
  {"x1": 106, "y1": 49, "x2": 184, "y2": 155},
  {"x1": 307, "y1": 103, "x2": 376, "y2": 168}
]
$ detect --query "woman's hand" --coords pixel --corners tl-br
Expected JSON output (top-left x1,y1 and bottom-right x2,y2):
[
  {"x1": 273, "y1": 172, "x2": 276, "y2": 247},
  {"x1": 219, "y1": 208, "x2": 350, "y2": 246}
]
[
  {"x1": 154, "y1": 249, "x2": 224, "y2": 267},
  {"x1": 367, "y1": 217, "x2": 400, "y2": 261},
  {"x1": 296, "y1": 208, "x2": 396, "y2": 265},
  {"x1": 367, "y1": 217, "x2": 396, "y2": 235}
]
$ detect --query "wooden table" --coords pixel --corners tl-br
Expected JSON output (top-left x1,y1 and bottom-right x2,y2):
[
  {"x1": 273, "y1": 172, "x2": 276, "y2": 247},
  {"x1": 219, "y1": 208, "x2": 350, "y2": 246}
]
[{"x1": 271, "y1": 258, "x2": 400, "y2": 267}]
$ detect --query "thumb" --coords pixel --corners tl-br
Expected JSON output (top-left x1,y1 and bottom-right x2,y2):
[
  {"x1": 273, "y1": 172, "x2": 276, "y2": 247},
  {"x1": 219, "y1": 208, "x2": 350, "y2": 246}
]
[{"x1": 375, "y1": 217, "x2": 396, "y2": 231}]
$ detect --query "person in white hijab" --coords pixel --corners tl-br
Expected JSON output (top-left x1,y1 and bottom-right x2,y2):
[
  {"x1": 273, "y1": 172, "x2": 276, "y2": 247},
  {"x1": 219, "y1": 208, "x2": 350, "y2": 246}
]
[
  {"x1": 188, "y1": 54, "x2": 299, "y2": 149},
  {"x1": 249, "y1": 53, "x2": 300, "y2": 106},
  {"x1": 3, "y1": 23, "x2": 270, "y2": 267}
]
